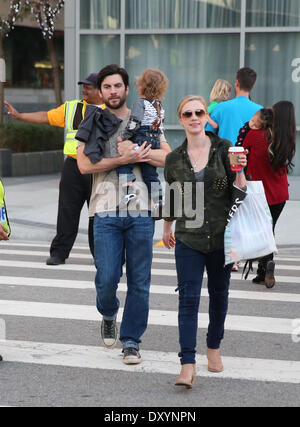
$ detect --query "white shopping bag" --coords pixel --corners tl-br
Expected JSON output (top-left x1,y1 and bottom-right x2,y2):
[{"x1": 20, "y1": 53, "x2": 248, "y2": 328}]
[{"x1": 224, "y1": 181, "x2": 277, "y2": 265}]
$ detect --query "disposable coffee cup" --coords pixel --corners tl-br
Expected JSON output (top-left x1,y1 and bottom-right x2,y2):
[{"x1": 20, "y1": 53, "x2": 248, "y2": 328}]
[{"x1": 228, "y1": 147, "x2": 244, "y2": 172}]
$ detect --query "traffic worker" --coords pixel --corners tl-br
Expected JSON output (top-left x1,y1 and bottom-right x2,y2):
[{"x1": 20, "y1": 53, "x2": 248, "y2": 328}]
[
  {"x1": 0, "y1": 178, "x2": 10, "y2": 241},
  {"x1": 0, "y1": 177, "x2": 10, "y2": 362},
  {"x1": 4, "y1": 73, "x2": 103, "y2": 265}
]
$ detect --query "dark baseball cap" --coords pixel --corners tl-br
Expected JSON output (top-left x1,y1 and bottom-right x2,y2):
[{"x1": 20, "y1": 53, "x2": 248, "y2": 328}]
[{"x1": 78, "y1": 73, "x2": 98, "y2": 86}]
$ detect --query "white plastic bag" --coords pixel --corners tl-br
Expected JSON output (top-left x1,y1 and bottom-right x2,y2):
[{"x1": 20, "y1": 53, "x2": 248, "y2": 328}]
[{"x1": 224, "y1": 181, "x2": 277, "y2": 265}]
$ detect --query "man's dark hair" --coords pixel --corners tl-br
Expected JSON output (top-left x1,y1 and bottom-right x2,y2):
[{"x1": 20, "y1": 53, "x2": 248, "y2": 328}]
[
  {"x1": 236, "y1": 67, "x2": 257, "y2": 92},
  {"x1": 97, "y1": 64, "x2": 129, "y2": 90}
]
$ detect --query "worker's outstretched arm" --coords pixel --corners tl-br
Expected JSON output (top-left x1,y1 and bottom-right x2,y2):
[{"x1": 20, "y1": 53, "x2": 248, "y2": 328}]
[{"x1": 4, "y1": 101, "x2": 49, "y2": 124}]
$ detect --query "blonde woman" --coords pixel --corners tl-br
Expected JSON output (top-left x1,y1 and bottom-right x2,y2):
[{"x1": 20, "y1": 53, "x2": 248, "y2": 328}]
[
  {"x1": 207, "y1": 79, "x2": 232, "y2": 130},
  {"x1": 163, "y1": 95, "x2": 247, "y2": 389}
]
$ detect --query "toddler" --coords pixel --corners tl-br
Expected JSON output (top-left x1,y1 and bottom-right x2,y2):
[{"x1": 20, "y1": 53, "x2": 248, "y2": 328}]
[
  {"x1": 117, "y1": 68, "x2": 168, "y2": 209},
  {"x1": 207, "y1": 79, "x2": 232, "y2": 130},
  {"x1": 236, "y1": 108, "x2": 273, "y2": 147}
]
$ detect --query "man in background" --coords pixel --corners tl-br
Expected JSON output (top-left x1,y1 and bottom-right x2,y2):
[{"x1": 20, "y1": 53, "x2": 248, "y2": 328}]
[{"x1": 206, "y1": 67, "x2": 263, "y2": 144}]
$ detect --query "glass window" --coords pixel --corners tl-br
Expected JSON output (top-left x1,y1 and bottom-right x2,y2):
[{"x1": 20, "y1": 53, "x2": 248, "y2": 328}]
[
  {"x1": 125, "y1": 34, "x2": 240, "y2": 125},
  {"x1": 126, "y1": 0, "x2": 241, "y2": 29},
  {"x1": 245, "y1": 33, "x2": 300, "y2": 127},
  {"x1": 246, "y1": 0, "x2": 300, "y2": 27},
  {"x1": 80, "y1": 0, "x2": 120, "y2": 30},
  {"x1": 3, "y1": 27, "x2": 64, "y2": 89},
  {"x1": 80, "y1": 35, "x2": 120, "y2": 78}
]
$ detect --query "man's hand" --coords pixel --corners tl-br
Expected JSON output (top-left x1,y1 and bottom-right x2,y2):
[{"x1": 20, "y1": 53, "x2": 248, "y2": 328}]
[
  {"x1": 117, "y1": 138, "x2": 151, "y2": 164},
  {"x1": 0, "y1": 225, "x2": 9, "y2": 241},
  {"x1": 4, "y1": 101, "x2": 20, "y2": 120}
]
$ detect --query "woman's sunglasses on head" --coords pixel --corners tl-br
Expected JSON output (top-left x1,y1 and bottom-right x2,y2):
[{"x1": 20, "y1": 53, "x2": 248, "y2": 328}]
[{"x1": 181, "y1": 109, "x2": 206, "y2": 119}]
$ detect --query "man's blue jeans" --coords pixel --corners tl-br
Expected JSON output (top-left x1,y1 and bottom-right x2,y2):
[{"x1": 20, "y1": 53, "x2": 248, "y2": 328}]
[
  {"x1": 175, "y1": 239, "x2": 232, "y2": 365},
  {"x1": 94, "y1": 212, "x2": 155, "y2": 350}
]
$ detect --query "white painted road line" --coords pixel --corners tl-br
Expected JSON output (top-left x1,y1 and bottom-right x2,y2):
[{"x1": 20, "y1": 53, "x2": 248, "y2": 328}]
[
  {"x1": 2, "y1": 248, "x2": 300, "y2": 266},
  {"x1": 0, "y1": 242, "x2": 90, "y2": 250},
  {"x1": 2, "y1": 340, "x2": 300, "y2": 384},
  {"x1": 2, "y1": 242, "x2": 300, "y2": 260},
  {"x1": 0, "y1": 249, "x2": 92, "y2": 259},
  {"x1": 0, "y1": 299, "x2": 295, "y2": 335},
  {"x1": 1, "y1": 259, "x2": 300, "y2": 284},
  {"x1": 1, "y1": 276, "x2": 300, "y2": 303}
]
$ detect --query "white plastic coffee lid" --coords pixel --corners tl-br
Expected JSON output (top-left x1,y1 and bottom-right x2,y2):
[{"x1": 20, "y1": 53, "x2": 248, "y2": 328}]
[{"x1": 228, "y1": 147, "x2": 244, "y2": 152}]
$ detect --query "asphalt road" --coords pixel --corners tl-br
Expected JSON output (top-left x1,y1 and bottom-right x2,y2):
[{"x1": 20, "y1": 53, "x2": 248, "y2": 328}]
[{"x1": 0, "y1": 241, "x2": 299, "y2": 409}]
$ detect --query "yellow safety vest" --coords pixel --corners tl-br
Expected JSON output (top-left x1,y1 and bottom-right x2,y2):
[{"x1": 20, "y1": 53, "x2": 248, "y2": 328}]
[
  {"x1": 0, "y1": 179, "x2": 10, "y2": 237},
  {"x1": 64, "y1": 100, "x2": 85, "y2": 157}
]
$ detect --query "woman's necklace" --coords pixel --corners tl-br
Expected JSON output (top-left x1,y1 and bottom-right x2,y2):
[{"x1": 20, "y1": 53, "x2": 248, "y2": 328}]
[
  {"x1": 187, "y1": 136, "x2": 211, "y2": 169},
  {"x1": 188, "y1": 149, "x2": 202, "y2": 169}
]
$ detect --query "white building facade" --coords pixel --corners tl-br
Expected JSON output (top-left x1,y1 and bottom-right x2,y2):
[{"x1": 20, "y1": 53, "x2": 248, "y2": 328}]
[{"x1": 65, "y1": 0, "x2": 300, "y2": 173}]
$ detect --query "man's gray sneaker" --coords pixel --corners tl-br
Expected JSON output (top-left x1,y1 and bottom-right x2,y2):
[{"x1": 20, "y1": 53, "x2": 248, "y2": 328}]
[
  {"x1": 101, "y1": 318, "x2": 118, "y2": 348},
  {"x1": 122, "y1": 347, "x2": 141, "y2": 365}
]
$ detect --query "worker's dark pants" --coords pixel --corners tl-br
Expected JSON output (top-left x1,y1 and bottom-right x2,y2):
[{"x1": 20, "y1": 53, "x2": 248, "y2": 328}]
[{"x1": 50, "y1": 156, "x2": 94, "y2": 260}]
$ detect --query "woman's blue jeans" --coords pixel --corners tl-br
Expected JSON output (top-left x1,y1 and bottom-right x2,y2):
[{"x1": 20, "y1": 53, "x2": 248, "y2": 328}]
[
  {"x1": 175, "y1": 239, "x2": 232, "y2": 365},
  {"x1": 93, "y1": 212, "x2": 155, "y2": 350}
]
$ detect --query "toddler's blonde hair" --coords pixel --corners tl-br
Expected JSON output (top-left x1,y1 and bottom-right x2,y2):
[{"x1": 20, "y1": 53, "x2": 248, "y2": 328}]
[{"x1": 209, "y1": 79, "x2": 232, "y2": 103}]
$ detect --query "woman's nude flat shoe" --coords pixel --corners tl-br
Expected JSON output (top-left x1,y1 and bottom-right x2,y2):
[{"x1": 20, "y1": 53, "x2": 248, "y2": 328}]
[
  {"x1": 206, "y1": 348, "x2": 224, "y2": 373},
  {"x1": 174, "y1": 364, "x2": 196, "y2": 389}
]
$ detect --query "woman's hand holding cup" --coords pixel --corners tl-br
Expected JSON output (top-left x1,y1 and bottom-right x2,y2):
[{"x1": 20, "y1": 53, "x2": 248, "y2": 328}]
[{"x1": 228, "y1": 147, "x2": 248, "y2": 173}]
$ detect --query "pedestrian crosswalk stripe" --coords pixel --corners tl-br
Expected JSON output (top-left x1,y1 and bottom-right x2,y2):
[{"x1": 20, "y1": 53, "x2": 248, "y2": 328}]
[
  {"x1": 1, "y1": 259, "x2": 300, "y2": 284},
  {"x1": 1, "y1": 248, "x2": 300, "y2": 265},
  {"x1": 0, "y1": 241, "x2": 90, "y2": 250},
  {"x1": 0, "y1": 249, "x2": 92, "y2": 259},
  {"x1": 0, "y1": 260, "x2": 179, "y2": 275},
  {"x1": 2, "y1": 340, "x2": 300, "y2": 384},
  {"x1": 2, "y1": 243, "x2": 300, "y2": 262},
  {"x1": 0, "y1": 299, "x2": 295, "y2": 335},
  {"x1": 1, "y1": 276, "x2": 300, "y2": 303}
]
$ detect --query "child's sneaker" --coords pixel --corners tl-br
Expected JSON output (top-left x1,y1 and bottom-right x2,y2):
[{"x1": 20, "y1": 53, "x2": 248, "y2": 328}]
[
  {"x1": 118, "y1": 185, "x2": 136, "y2": 209},
  {"x1": 152, "y1": 201, "x2": 163, "y2": 220}
]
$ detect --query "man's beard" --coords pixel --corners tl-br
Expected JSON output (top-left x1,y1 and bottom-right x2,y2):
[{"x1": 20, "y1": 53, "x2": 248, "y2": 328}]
[{"x1": 104, "y1": 94, "x2": 127, "y2": 110}]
